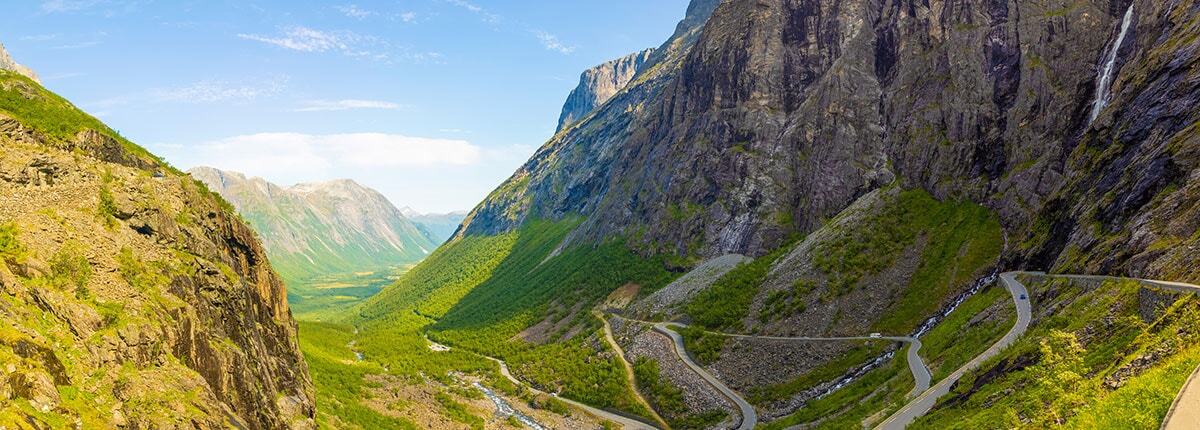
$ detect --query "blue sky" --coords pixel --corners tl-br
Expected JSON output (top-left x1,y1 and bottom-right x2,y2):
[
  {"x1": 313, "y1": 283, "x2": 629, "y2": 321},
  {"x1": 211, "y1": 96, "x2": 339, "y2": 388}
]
[{"x1": 2, "y1": 0, "x2": 690, "y2": 213}]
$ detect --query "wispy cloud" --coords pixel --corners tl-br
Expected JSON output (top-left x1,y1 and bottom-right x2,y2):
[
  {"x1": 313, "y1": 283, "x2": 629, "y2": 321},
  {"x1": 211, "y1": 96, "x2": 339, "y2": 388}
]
[
  {"x1": 20, "y1": 34, "x2": 61, "y2": 41},
  {"x1": 237, "y1": 26, "x2": 366, "y2": 53},
  {"x1": 185, "y1": 133, "x2": 482, "y2": 178},
  {"x1": 336, "y1": 5, "x2": 373, "y2": 20},
  {"x1": 445, "y1": 0, "x2": 502, "y2": 23},
  {"x1": 399, "y1": 12, "x2": 418, "y2": 23},
  {"x1": 293, "y1": 99, "x2": 403, "y2": 112},
  {"x1": 41, "y1": 72, "x2": 85, "y2": 81},
  {"x1": 534, "y1": 31, "x2": 575, "y2": 54},
  {"x1": 51, "y1": 41, "x2": 101, "y2": 50},
  {"x1": 145, "y1": 78, "x2": 288, "y2": 104},
  {"x1": 87, "y1": 77, "x2": 288, "y2": 107},
  {"x1": 40, "y1": 0, "x2": 141, "y2": 16},
  {"x1": 41, "y1": 0, "x2": 105, "y2": 13}
]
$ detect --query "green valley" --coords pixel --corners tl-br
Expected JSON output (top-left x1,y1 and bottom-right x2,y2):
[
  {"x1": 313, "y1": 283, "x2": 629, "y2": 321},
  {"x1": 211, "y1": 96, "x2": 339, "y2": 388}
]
[{"x1": 6, "y1": 0, "x2": 1200, "y2": 429}]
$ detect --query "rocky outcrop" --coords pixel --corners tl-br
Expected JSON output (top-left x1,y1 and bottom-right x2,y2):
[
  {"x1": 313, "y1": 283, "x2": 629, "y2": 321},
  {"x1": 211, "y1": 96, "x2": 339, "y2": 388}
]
[
  {"x1": 189, "y1": 167, "x2": 435, "y2": 283},
  {"x1": 458, "y1": 0, "x2": 1200, "y2": 283},
  {"x1": 0, "y1": 42, "x2": 40, "y2": 83},
  {"x1": 0, "y1": 73, "x2": 313, "y2": 428},
  {"x1": 557, "y1": 48, "x2": 656, "y2": 132}
]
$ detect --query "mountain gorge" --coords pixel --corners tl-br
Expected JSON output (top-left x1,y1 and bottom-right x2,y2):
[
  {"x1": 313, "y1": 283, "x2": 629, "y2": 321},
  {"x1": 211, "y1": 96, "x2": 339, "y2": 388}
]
[
  {"x1": 3, "y1": 0, "x2": 1200, "y2": 428},
  {"x1": 0, "y1": 68, "x2": 312, "y2": 427},
  {"x1": 343, "y1": 0, "x2": 1200, "y2": 428},
  {"x1": 189, "y1": 167, "x2": 436, "y2": 317}
]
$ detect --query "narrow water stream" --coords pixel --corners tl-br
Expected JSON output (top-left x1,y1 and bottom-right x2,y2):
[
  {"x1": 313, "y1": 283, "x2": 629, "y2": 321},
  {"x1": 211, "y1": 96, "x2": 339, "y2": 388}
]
[
  {"x1": 347, "y1": 340, "x2": 364, "y2": 362},
  {"x1": 473, "y1": 382, "x2": 546, "y2": 430}
]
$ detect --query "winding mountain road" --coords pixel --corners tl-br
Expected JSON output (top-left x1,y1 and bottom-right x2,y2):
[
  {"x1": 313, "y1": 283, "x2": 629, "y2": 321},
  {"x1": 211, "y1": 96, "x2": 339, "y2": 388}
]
[
  {"x1": 608, "y1": 314, "x2": 931, "y2": 430},
  {"x1": 876, "y1": 271, "x2": 1200, "y2": 429},
  {"x1": 654, "y1": 322, "x2": 757, "y2": 430},
  {"x1": 874, "y1": 271, "x2": 1031, "y2": 430}
]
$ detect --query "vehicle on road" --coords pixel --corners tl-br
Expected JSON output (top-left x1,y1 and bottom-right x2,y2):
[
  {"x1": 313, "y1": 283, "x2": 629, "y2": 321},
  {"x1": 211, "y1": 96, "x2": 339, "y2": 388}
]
[
  {"x1": 1020, "y1": 294, "x2": 1027, "y2": 300},
  {"x1": 869, "y1": 333, "x2": 882, "y2": 338}
]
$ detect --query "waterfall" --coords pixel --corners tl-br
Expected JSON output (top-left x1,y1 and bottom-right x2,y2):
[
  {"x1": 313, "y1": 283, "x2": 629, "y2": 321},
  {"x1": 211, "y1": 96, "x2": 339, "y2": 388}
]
[{"x1": 1090, "y1": 5, "x2": 1135, "y2": 124}]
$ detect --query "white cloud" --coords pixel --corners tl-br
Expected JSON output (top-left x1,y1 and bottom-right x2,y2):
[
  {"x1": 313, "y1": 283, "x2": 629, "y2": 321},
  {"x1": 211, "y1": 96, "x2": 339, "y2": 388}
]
[
  {"x1": 336, "y1": 5, "x2": 373, "y2": 20},
  {"x1": 238, "y1": 26, "x2": 365, "y2": 53},
  {"x1": 149, "y1": 78, "x2": 287, "y2": 104},
  {"x1": 190, "y1": 133, "x2": 481, "y2": 178},
  {"x1": 534, "y1": 31, "x2": 575, "y2": 54},
  {"x1": 293, "y1": 99, "x2": 403, "y2": 112},
  {"x1": 399, "y1": 12, "x2": 418, "y2": 23}
]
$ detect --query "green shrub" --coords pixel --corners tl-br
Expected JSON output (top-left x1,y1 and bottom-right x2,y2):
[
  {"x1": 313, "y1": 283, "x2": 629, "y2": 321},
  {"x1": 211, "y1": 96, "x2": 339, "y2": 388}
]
[
  {"x1": 50, "y1": 240, "x2": 92, "y2": 293},
  {"x1": 97, "y1": 186, "x2": 118, "y2": 228},
  {"x1": 0, "y1": 221, "x2": 27, "y2": 264}
]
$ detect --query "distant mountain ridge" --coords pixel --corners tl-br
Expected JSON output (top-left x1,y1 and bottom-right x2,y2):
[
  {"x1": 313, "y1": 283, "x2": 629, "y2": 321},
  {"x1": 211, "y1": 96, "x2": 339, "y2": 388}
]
[
  {"x1": 401, "y1": 207, "x2": 468, "y2": 245},
  {"x1": 188, "y1": 167, "x2": 436, "y2": 285}
]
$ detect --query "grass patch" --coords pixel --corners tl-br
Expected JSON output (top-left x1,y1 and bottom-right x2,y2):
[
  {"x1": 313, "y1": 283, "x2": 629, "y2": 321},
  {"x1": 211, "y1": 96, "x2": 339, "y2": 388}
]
[
  {"x1": 686, "y1": 242, "x2": 795, "y2": 331},
  {"x1": 919, "y1": 284, "x2": 1015, "y2": 382}
]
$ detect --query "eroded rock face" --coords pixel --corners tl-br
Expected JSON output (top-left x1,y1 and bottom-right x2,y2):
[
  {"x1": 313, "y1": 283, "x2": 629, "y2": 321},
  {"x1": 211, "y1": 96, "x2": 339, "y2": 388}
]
[
  {"x1": 557, "y1": 48, "x2": 656, "y2": 132},
  {"x1": 0, "y1": 76, "x2": 314, "y2": 428},
  {"x1": 460, "y1": 0, "x2": 1200, "y2": 281},
  {"x1": 0, "y1": 42, "x2": 39, "y2": 84}
]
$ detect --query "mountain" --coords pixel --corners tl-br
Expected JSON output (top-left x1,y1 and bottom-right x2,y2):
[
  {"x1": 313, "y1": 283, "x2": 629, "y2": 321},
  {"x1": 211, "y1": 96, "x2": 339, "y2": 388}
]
[
  {"x1": 346, "y1": 0, "x2": 1200, "y2": 428},
  {"x1": 0, "y1": 43, "x2": 39, "y2": 84},
  {"x1": 556, "y1": 48, "x2": 656, "y2": 132},
  {"x1": 188, "y1": 167, "x2": 437, "y2": 315},
  {"x1": 400, "y1": 207, "x2": 468, "y2": 244},
  {"x1": 0, "y1": 66, "x2": 312, "y2": 426}
]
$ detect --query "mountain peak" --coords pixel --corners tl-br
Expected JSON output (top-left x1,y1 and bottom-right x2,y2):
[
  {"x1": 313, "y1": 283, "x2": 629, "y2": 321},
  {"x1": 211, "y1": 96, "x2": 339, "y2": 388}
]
[
  {"x1": 400, "y1": 206, "x2": 421, "y2": 218},
  {"x1": 556, "y1": 48, "x2": 656, "y2": 132},
  {"x1": 187, "y1": 166, "x2": 436, "y2": 287},
  {"x1": 0, "y1": 42, "x2": 41, "y2": 84}
]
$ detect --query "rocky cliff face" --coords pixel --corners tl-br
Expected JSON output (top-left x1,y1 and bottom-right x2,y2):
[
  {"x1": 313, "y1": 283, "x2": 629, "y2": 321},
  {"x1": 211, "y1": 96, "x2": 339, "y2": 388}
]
[
  {"x1": 0, "y1": 70, "x2": 312, "y2": 428},
  {"x1": 556, "y1": 48, "x2": 656, "y2": 132},
  {"x1": 0, "y1": 43, "x2": 40, "y2": 84},
  {"x1": 459, "y1": 0, "x2": 1200, "y2": 280},
  {"x1": 189, "y1": 167, "x2": 435, "y2": 284}
]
